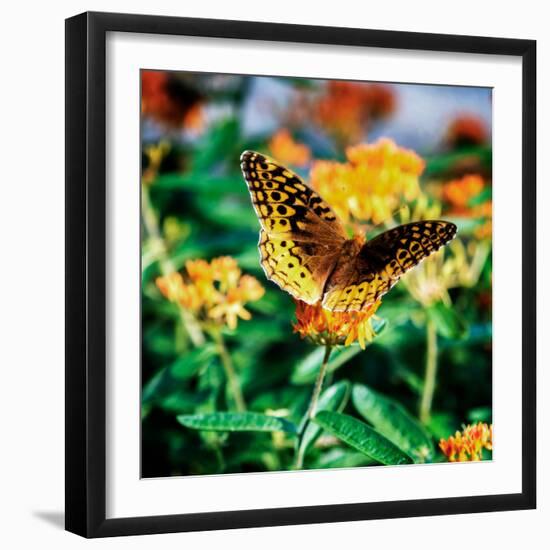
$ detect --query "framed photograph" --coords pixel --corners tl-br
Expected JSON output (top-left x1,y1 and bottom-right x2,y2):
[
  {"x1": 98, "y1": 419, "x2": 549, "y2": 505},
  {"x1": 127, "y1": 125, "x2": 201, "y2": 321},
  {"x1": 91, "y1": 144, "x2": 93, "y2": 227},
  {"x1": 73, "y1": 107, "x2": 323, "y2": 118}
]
[{"x1": 65, "y1": 11, "x2": 536, "y2": 538}]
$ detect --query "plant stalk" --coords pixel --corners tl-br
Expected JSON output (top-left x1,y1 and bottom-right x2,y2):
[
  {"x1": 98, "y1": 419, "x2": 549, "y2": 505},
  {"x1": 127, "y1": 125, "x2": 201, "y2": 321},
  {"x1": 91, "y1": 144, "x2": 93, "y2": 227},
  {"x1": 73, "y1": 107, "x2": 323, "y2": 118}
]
[
  {"x1": 306, "y1": 344, "x2": 333, "y2": 421},
  {"x1": 295, "y1": 344, "x2": 332, "y2": 469},
  {"x1": 419, "y1": 316, "x2": 438, "y2": 424},
  {"x1": 211, "y1": 328, "x2": 246, "y2": 412},
  {"x1": 141, "y1": 182, "x2": 205, "y2": 346}
]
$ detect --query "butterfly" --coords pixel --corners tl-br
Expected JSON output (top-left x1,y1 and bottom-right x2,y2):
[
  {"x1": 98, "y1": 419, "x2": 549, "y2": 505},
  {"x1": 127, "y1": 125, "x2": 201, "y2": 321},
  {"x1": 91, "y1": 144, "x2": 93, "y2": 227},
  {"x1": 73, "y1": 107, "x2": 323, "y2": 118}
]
[{"x1": 240, "y1": 150, "x2": 457, "y2": 312}]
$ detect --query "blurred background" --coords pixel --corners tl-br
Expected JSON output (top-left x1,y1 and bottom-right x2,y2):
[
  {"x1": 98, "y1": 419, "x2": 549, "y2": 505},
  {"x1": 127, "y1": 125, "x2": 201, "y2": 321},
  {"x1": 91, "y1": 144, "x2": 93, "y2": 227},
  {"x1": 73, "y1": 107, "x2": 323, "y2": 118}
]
[{"x1": 141, "y1": 70, "x2": 492, "y2": 477}]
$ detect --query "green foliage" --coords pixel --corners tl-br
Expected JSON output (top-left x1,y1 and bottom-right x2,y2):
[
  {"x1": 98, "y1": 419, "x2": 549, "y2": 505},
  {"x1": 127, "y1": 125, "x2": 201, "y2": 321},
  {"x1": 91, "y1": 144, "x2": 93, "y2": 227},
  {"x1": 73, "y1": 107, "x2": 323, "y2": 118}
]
[
  {"x1": 352, "y1": 384, "x2": 434, "y2": 462},
  {"x1": 423, "y1": 146, "x2": 492, "y2": 178},
  {"x1": 310, "y1": 448, "x2": 377, "y2": 469},
  {"x1": 291, "y1": 346, "x2": 361, "y2": 384},
  {"x1": 177, "y1": 412, "x2": 297, "y2": 434},
  {"x1": 426, "y1": 302, "x2": 469, "y2": 339},
  {"x1": 298, "y1": 381, "x2": 351, "y2": 459},
  {"x1": 313, "y1": 411, "x2": 413, "y2": 465}
]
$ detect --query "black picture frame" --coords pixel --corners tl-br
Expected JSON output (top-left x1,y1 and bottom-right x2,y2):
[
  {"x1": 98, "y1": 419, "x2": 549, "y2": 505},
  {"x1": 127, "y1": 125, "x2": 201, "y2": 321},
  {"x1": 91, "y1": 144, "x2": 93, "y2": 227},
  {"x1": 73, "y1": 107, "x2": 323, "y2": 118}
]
[{"x1": 65, "y1": 11, "x2": 536, "y2": 538}]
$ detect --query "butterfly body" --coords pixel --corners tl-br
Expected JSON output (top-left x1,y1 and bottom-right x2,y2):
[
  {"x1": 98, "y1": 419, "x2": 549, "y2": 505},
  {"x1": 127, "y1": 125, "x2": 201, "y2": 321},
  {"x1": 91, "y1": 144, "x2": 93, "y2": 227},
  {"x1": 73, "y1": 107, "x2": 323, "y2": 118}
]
[{"x1": 240, "y1": 150, "x2": 457, "y2": 312}]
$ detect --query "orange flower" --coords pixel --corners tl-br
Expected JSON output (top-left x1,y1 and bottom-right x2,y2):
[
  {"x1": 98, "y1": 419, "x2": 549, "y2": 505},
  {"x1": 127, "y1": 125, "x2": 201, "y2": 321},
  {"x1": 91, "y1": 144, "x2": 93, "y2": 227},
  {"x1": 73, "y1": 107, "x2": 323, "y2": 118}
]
[
  {"x1": 268, "y1": 129, "x2": 311, "y2": 167},
  {"x1": 446, "y1": 114, "x2": 488, "y2": 148},
  {"x1": 155, "y1": 272, "x2": 202, "y2": 311},
  {"x1": 309, "y1": 138, "x2": 424, "y2": 226},
  {"x1": 155, "y1": 257, "x2": 265, "y2": 330},
  {"x1": 442, "y1": 174, "x2": 485, "y2": 213},
  {"x1": 314, "y1": 81, "x2": 396, "y2": 145},
  {"x1": 293, "y1": 299, "x2": 381, "y2": 350},
  {"x1": 439, "y1": 422, "x2": 493, "y2": 462},
  {"x1": 210, "y1": 256, "x2": 241, "y2": 291},
  {"x1": 141, "y1": 70, "x2": 203, "y2": 130},
  {"x1": 442, "y1": 174, "x2": 492, "y2": 239},
  {"x1": 237, "y1": 274, "x2": 266, "y2": 302}
]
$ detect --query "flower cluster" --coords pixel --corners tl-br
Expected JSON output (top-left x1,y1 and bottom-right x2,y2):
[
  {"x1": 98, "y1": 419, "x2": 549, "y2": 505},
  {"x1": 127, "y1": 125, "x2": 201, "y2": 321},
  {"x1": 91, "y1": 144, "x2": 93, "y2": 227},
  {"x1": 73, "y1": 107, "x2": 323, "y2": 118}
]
[
  {"x1": 446, "y1": 114, "x2": 488, "y2": 148},
  {"x1": 309, "y1": 138, "x2": 424, "y2": 227},
  {"x1": 442, "y1": 174, "x2": 492, "y2": 240},
  {"x1": 439, "y1": 422, "x2": 493, "y2": 462},
  {"x1": 293, "y1": 299, "x2": 381, "y2": 350},
  {"x1": 141, "y1": 70, "x2": 204, "y2": 130},
  {"x1": 314, "y1": 81, "x2": 396, "y2": 145},
  {"x1": 442, "y1": 174, "x2": 484, "y2": 213},
  {"x1": 268, "y1": 129, "x2": 311, "y2": 167},
  {"x1": 156, "y1": 257, "x2": 265, "y2": 330}
]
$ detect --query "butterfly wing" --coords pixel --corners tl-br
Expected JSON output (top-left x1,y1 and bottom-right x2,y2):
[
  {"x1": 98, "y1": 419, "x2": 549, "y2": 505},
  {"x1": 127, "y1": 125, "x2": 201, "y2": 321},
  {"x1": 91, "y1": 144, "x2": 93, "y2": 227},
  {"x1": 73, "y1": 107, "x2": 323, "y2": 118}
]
[
  {"x1": 258, "y1": 230, "x2": 343, "y2": 304},
  {"x1": 322, "y1": 221, "x2": 457, "y2": 312},
  {"x1": 241, "y1": 151, "x2": 346, "y2": 304}
]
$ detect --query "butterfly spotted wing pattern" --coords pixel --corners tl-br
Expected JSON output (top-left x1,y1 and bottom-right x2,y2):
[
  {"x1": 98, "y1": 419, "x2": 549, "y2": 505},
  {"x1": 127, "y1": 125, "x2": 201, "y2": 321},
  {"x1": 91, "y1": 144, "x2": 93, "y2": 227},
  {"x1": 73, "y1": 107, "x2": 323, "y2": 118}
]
[
  {"x1": 322, "y1": 221, "x2": 457, "y2": 312},
  {"x1": 240, "y1": 151, "x2": 346, "y2": 304}
]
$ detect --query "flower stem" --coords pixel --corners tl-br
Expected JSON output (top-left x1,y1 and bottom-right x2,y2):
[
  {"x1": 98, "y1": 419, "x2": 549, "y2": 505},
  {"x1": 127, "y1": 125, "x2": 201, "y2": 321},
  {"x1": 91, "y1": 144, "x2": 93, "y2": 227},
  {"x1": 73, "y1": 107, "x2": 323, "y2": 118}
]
[
  {"x1": 211, "y1": 328, "x2": 246, "y2": 412},
  {"x1": 306, "y1": 344, "x2": 333, "y2": 421},
  {"x1": 295, "y1": 344, "x2": 332, "y2": 469},
  {"x1": 419, "y1": 316, "x2": 438, "y2": 424},
  {"x1": 141, "y1": 182, "x2": 205, "y2": 347}
]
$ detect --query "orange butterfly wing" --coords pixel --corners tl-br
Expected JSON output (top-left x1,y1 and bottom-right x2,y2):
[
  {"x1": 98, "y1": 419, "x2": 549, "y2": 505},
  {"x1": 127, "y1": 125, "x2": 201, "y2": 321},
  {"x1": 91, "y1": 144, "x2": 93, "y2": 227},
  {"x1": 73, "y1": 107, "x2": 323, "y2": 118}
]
[
  {"x1": 240, "y1": 151, "x2": 346, "y2": 304},
  {"x1": 322, "y1": 221, "x2": 457, "y2": 311}
]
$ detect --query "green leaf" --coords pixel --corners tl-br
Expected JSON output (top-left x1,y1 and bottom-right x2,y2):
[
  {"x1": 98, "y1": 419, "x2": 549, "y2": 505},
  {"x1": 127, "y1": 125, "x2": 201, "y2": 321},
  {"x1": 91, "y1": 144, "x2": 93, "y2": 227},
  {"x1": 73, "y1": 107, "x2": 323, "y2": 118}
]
[
  {"x1": 426, "y1": 302, "x2": 468, "y2": 339},
  {"x1": 352, "y1": 384, "x2": 434, "y2": 462},
  {"x1": 153, "y1": 174, "x2": 243, "y2": 194},
  {"x1": 427, "y1": 412, "x2": 458, "y2": 441},
  {"x1": 291, "y1": 346, "x2": 361, "y2": 385},
  {"x1": 393, "y1": 365, "x2": 424, "y2": 395},
  {"x1": 192, "y1": 117, "x2": 241, "y2": 171},
  {"x1": 467, "y1": 406, "x2": 492, "y2": 423},
  {"x1": 177, "y1": 412, "x2": 297, "y2": 434},
  {"x1": 193, "y1": 193, "x2": 258, "y2": 230},
  {"x1": 310, "y1": 448, "x2": 377, "y2": 469},
  {"x1": 423, "y1": 146, "x2": 492, "y2": 178},
  {"x1": 142, "y1": 344, "x2": 217, "y2": 405},
  {"x1": 467, "y1": 186, "x2": 492, "y2": 207},
  {"x1": 313, "y1": 411, "x2": 413, "y2": 465},
  {"x1": 298, "y1": 381, "x2": 351, "y2": 458}
]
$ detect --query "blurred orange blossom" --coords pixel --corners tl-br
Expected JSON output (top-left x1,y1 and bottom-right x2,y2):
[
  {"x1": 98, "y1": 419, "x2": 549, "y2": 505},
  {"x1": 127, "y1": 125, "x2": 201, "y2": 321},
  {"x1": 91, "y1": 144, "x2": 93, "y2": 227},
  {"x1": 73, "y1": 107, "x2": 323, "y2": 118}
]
[
  {"x1": 446, "y1": 114, "x2": 488, "y2": 148},
  {"x1": 156, "y1": 257, "x2": 264, "y2": 330},
  {"x1": 309, "y1": 138, "x2": 424, "y2": 228},
  {"x1": 141, "y1": 70, "x2": 204, "y2": 130},
  {"x1": 314, "y1": 81, "x2": 396, "y2": 144},
  {"x1": 268, "y1": 129, "x2": 311, "y2": 167}
]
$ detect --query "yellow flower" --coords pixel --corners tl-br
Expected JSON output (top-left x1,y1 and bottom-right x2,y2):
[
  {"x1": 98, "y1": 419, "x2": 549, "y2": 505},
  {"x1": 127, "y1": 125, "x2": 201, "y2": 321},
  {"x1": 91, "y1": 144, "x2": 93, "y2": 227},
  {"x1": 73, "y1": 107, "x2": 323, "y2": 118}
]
[
  {"x1": 185, "y1": 258, "x2": 214, "y2": 283},
  {"x1": 155, "y1": 272, "x2": 202, "y2": 311},
  {"x1": 309, "y1": 138, "x2": 423, "y2": 227},
  {"x1": 208, "y1": 290, "x2": 252, "y2": 330},
  {"x1": 268, "y1": 129, "x2": 311, "y2": 167},
  {"x1": 208, "y1": 275, "x2": 265, "y2": 330},
  {"x1": 210, "y1": 256, "x2": 241, "y2": 292},
  {"x1": 155, "y1": 256, "x2": 265, "y2": 330},
  {"x1": 238, "y1": 274, "x2": 266, "y2": 302},
  {"x1": 293, "y1": 299, "x2": 381, "y2": 350},
  {"x1": 439, "y1": 422, "x2": 493, "y2": 462}
]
